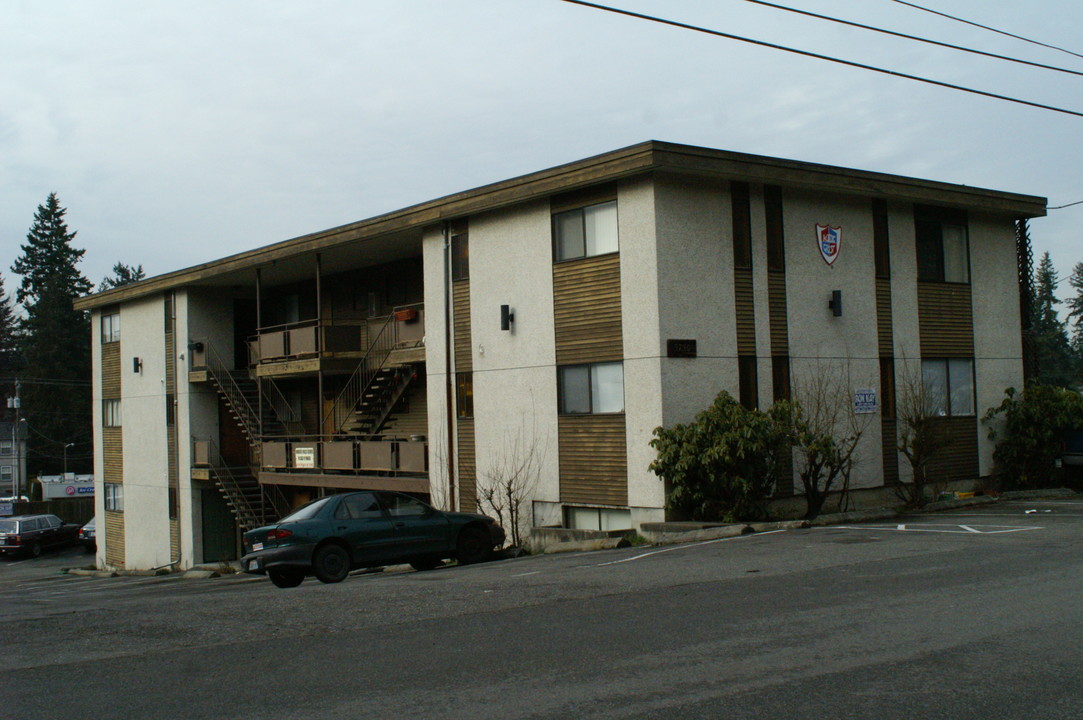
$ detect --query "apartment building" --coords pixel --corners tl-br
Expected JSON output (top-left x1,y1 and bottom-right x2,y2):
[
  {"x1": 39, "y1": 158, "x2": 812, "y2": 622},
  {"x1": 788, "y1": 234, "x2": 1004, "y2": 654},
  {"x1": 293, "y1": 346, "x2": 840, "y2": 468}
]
[{"x1": 74, "y1": 141, "x2": 1045, "y2": 569}]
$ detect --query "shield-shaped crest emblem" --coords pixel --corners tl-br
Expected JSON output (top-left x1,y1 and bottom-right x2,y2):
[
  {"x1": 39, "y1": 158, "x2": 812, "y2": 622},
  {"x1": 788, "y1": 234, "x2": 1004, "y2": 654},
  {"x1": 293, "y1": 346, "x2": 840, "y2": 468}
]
[{"x1": 816, "y1": 224, "x2": 841, "y2": 265}]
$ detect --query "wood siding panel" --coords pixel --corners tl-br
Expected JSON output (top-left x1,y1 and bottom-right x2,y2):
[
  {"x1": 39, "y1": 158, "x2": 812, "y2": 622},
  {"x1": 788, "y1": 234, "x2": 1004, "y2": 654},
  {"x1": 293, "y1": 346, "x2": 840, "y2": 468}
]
[
  {"x1": 734, "y1": 268, "x2": 756, "y2": 354},
  {"x1": 554, "y1": 254, "x2": 623, "y2": 365},
  {"x1": 103, "y1": 427, "x2": 123, "y2": 483},
  {"x1": 382, "y1": 379, "x2": 428, "y2": 437},
  {"x1": 102, "y1": 343, "x2": 121, "y2": 398},
  {"x1": 170, "y1": 518, "x2": 179, "y2": 559},
  {"x1": 558, "y1": 414, "x2": 628, "y2": 506},
  {"x1": 928, "y1": 416, "x2": 979, "y2": 480},
  {"x1": 767, "y1": 270, "x2": 788, "y2": 355},
  {"x1": 918, "y1": 283, "x2": 974, "y2": 357},
  {"x1": 876, "y1": 278, "x2": 894, "y2": 356},
  {"x1": 457, "y1": 418, "x2": 477, "y2": 512},
  {"x1": 881, "y1": 418, "x2": 899, "y2": 484},
  {"x1": 453, "y1": 281, "x2": 472, "y2": 373},
  {"x1": 104, "y1": 510, "x2": 125, "y2": 568}
]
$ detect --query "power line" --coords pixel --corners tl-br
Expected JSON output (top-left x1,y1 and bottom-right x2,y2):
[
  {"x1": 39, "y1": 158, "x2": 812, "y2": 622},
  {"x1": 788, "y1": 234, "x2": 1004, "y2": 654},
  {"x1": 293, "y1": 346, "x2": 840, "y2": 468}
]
[
  {"x1": 558, "y1": 1, "x2": 1083, "y2": 118},
  {"x1": 1048, "y1": 200, "x2": 1083, "y2": 210},
  {"x1": 742, "y1": 0, "x2": 1083, "y2": 77},
  {"x1": 889, "y1": 0, "x2": 1083, "y2": 60}
]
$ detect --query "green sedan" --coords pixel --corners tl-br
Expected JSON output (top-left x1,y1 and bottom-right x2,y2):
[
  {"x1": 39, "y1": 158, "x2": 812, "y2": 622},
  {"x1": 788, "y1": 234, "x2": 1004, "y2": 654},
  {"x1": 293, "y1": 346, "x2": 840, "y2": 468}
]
[{"x1": 241, "y1": 491, "x2": 506, "y2": 588}]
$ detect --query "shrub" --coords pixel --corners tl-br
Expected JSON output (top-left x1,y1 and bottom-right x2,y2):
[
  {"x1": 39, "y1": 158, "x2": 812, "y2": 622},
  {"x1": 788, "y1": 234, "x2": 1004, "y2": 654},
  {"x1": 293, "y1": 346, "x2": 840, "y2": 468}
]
[
  {"x1": 983, "y1": 385, "x2": 1083, "y2": 489},
  {"x1": 649, "y1": 392, "x2": 791, "y2": 522}
]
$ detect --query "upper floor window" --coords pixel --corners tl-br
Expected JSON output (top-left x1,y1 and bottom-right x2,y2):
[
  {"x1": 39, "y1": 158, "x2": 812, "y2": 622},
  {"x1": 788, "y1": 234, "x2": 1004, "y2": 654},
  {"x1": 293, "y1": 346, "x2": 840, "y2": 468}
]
[
  {"x1": 0, "y1": 440, "x2": 10, "y2": 456},
  {"x1": 922, "y1": 358, "x2": 975, "y2": 417},
  {"x1": 455, "y1": 372, "x2": 474, "y2": 418},
  {"x1": 559, "y1": 361, "x2": 624, "y2": 414},
  {"x1": 105, "y1": 482, "x2": 124, "y2": 512},
  {"x1": 553, "y1": 200, "x2": 618, "y2": 262},
  {"x1": 101, "y1": 312, "x2": 120, "y2": 343},
  {"x1": 103, "y1": 399, "x2": 122, "y2": 427},
  {"x1": 915, "y1": 206, "x2": 969, "y2": 283},
  {"x1": 451, "y1": 233, "x2": 469, "y2": 281}
]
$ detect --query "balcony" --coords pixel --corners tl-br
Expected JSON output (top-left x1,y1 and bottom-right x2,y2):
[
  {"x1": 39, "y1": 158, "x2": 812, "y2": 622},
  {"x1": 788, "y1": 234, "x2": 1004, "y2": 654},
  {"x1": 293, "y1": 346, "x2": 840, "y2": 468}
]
[
  {"x1": 249, "y1": 304, "x2": 425, "y2": 378},
  {"x1": 257, "y1": 436, "x2": 429, "y2": 494}
]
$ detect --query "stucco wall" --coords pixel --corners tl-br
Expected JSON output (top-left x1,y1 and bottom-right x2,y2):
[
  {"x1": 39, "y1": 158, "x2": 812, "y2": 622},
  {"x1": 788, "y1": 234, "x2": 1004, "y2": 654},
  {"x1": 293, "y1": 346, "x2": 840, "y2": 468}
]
[
  {"x1": 120, "y1": 295, "x2": 172, "y2": 568},
  {"x1": 422, "y1": 224, "x2": 454, "y2": 509}
]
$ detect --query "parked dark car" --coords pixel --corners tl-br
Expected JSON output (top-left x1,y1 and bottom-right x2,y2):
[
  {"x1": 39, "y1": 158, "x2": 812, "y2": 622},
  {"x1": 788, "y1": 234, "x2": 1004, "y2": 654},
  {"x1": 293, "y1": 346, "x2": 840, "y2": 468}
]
[
  {"x1": 241, "y1": 491, "x2": 506, "y2": 588},
  {"x1": 79, "y1": 516, "x2": 97, "y2": 553},
  {"x1": 0, "y1": 514, "x2": 82, "y2": 558}
]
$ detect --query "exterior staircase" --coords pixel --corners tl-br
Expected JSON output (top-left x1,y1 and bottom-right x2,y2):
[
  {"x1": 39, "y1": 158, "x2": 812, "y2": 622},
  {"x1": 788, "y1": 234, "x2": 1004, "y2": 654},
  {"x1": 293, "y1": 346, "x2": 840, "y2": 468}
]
[
  {"x1": 343, "y1": 366, "x2": 416, "y2": 436},
  {"x1": 205, "y1": 440, "x2": 288, "y2": 530}
]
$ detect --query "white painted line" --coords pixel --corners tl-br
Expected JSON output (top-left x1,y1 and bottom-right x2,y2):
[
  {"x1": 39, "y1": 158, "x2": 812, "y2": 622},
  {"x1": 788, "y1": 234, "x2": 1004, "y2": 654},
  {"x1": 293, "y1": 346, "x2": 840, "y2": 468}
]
[
  {"x1": 821, "y1": 524, "x2": 1042, "y2": 535},
  {"x1": 595, "y1": 529, "x2": 789, "y2": 566},
  {"x1": 511, "y1": 571, "x2": 540, "y2": 578},
  {"x1": 958, "y1": 525, "x2": 982, "y2": 533},
  {"x1": 897, "y1": 524, "x2": 907, "y2": 531}
]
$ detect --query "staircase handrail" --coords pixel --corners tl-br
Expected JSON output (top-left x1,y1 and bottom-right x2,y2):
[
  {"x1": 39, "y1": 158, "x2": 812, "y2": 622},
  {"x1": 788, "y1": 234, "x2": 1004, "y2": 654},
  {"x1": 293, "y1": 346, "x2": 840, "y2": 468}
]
[
  {"x1": 262, "y1": 377, "x2": 300, "y2": 426},
  {"x1": 201, "y1": 340, "x2": 261, "y2": 441},
  {"x1": 322, "y1": 313, "x2": 399, "y2": 434},
  {"x1": 206, "y1": 438, "x2": 262, "y2": 529}
]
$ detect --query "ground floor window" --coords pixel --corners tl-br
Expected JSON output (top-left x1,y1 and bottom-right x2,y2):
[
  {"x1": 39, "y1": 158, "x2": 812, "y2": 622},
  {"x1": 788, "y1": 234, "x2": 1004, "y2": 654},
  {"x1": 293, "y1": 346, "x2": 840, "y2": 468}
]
[
  {"x1": 922, "y1": 358, "x2": 975, "y2": 416},
  {"x1": 564, "y1": 505, "x2": 631, "y2": 531},
  {"x1": 103, "y1": 399, "x2": 122, "y2": 427}
]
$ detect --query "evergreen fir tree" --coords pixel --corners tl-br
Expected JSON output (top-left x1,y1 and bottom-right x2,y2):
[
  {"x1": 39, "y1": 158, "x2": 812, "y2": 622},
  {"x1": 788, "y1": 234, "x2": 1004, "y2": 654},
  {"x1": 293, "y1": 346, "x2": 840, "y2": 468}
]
[
  {"x1": 99, "y1": 261, "x2": 146, "y2": 291},
  {"x1": 1032, "y1": 252, "x2": 1075, "y2": 387},
  {"x1": 10, "y1": 193, "x2": 93, "y2": 476},
  {"x1": 1066, "y1": 261, "x2": 1083, "y2": 358},
  {"x1": 0, "y1": 273, "x2": 20, "y2": 422}
]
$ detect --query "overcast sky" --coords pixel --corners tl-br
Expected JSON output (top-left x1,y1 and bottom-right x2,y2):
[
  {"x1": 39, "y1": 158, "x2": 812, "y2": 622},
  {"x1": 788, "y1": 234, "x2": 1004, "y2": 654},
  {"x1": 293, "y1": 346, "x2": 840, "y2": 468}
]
[{"x1": 2, "y1": 0, "x2": 1081, "y2": 299}]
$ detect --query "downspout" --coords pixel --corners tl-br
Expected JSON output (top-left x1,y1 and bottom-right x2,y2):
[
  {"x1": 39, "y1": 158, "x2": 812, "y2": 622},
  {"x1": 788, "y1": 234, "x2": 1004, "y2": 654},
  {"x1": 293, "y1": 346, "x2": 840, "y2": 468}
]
[
  {"x1": 316, "y1": 253, "x2": 324, "y2": 440},
  {"x1": 443, "y1": 222, "x2": 457, "y2": 510}
]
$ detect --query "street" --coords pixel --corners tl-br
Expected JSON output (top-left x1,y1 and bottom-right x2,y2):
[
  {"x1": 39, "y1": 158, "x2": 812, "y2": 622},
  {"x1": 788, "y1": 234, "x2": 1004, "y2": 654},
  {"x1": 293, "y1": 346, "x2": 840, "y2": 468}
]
[{"x1": 2, "y1": 498, "x2": 1082, "y2": 719}]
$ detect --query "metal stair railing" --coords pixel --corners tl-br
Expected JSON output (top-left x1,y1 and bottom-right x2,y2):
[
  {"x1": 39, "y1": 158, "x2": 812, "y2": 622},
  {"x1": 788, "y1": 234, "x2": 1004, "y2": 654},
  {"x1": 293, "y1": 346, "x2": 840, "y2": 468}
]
[
  {"x1": 206, "y1": 439, "x2": 264, "y2": 530},
  {"x1": 262, "y1": 377, "x2": 303, "y2": 433},
  {"x1": 323, "y1": 314, "x2": 399, "y2": 435},
  {"x1": 360, "y1": 368, "x2": 416, "y2": 439},
  {"x1": 202, "y1": 340, "x2": 261, "y2": 443}
]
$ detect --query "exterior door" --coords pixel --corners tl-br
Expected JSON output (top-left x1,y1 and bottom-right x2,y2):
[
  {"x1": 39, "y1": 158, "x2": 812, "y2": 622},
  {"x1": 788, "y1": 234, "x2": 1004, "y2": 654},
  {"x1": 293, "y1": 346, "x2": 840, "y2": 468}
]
[{"x1": 201, "y1": 488, "x2": 237, "y2": 562}]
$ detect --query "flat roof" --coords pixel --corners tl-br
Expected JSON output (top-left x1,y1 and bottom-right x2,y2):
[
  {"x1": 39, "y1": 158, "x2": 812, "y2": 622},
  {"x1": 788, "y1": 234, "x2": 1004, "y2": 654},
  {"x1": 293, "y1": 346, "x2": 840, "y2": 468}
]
[{"x1": 75, "y1": 140, "x2": 1047, "y2": 310}]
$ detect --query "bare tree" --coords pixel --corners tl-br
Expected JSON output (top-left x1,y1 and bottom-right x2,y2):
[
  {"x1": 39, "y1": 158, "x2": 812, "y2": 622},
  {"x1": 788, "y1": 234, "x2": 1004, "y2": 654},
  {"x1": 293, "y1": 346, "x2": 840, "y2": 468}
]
[
  {"x1": 894, "y1": 362, "x2": 949, "y2": 507},
  {"x1": 476, "y1": 414, "x2": 549, "y2": 549},
  {"x1": 788, "y1": 364, "x2": 871, "y2": 519}
]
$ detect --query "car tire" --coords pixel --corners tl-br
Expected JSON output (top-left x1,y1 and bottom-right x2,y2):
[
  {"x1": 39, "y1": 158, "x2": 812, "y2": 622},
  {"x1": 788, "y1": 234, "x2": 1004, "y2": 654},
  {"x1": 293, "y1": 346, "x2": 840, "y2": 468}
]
[
  {"x1": 268, "y1": 569, "x2": 305, "y2": 588},
  {"x1": 455, "y1": 527, "x2": 491, "y2": 565},
  {"x1": 27, "y1": 541, "x2": 42, "y2": 559},
  {"x1": 312, "y1": 544, "x2": 350, "y2": 584},
  {"x1": 410, "y1": 558, "x2": 441, "y2": 572}
]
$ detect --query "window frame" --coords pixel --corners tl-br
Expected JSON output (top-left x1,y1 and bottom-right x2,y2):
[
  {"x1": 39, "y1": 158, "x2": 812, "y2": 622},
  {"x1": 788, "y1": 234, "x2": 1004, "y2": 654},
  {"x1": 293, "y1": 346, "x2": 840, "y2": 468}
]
[
  {"x1": 552, "y1": 200, "x2": 619, "y2": 263},
  {"x1": 451, "y1": 233, "x2": 469, "y2": 282},
  {"x1": 101, "y1": 311, "x2": 120, "y2": 344},
  {"x1": 921, "y1": 358, "x2": 976, "y2": 417},
  {"x1": 103, "y1": 399, "x2": 122, "y2": 428},
  {"x1": 557, "y1": 361, "x2": 625, "y2": 415},
  {"x1": 105, "y1": 482, "x2": 124, "y2": 512},
  {"x1": 455, "y1": 372, "x2": 474, "y2": 419},
  {"x1": 914, "y1": 206, "x2": 970, "y2": 284}
]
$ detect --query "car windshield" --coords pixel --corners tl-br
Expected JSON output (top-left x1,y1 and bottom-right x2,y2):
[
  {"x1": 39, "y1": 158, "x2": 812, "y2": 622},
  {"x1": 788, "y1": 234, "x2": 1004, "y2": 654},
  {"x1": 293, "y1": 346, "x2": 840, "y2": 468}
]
[
  {"x1": 278, "y1": 496, "x2": 333, "y2": 523},
  {"x1": 0, "y1": 521, "x2": 16, "y2": 533}
]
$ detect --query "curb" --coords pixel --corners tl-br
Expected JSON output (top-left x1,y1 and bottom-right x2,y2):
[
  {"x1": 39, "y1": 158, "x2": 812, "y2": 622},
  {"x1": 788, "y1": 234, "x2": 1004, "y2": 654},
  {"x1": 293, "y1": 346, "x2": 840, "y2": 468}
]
[
  {"x1": 998, "y1": 488, "x2": 1079, "y2": 501},
  {"x1": 807, "y1": 509, "x2": 900, "y2": 527},
  {"x1": 541, "y1": 537, "x2": 631, "y2": 554},
  {"x1": 66, "y1": 568, "x2": 117, "y2": 578},
  {"x1": 919, "y1": 495, "x2": 999, "y2": 513}
]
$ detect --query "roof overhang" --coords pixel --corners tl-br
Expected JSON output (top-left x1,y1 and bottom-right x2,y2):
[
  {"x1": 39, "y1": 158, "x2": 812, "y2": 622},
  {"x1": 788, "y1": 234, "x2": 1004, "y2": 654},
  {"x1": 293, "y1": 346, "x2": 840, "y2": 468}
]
[{"x1": 75, "y1": 140, "x2": 1047, "y2": 310}]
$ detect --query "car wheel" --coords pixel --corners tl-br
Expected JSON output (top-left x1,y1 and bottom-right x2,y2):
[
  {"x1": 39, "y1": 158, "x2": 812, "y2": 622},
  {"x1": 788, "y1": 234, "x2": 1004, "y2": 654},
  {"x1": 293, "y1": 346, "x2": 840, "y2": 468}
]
[
  {"x1": 455, "y1": 527, "x2": 491, "y2": 565},
  {"x1": 410, "y1": 558, "x2": 441, "y2": 572},
  {"x1": 312, "y1": 544, "x2": 350, "y2": 583},
  {"x1": 268, "y1": 569, "x2": 305, "y2": 588},
  {"x1": 27, "y1": 541, "x2": 42, "y2": 559}
]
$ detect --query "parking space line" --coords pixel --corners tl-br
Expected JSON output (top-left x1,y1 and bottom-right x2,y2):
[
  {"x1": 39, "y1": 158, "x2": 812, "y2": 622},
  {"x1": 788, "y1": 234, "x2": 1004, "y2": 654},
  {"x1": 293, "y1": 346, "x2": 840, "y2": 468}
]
[
  {"x1": 822, "y1": 524, "x2": 1042, "y2": 535},
  {"x1": 595, "y1": 529, "x2": 789, "y2": 566}
]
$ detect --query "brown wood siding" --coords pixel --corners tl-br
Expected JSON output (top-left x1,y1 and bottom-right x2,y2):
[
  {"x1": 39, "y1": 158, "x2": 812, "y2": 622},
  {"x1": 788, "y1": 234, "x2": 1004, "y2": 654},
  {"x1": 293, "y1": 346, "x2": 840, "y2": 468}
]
[
  {"x1": 881, "y1": 418, "x2": 899, "y2": 484},
  {"x1": 876, "y1": 279, "x2": 894, "y2": 356},
  {"x1": 457, "y1": 418, "x2": 477, "y2": 512},
  {"x1": 558, "y1": 414, "x2": 628, "y2": 506},
  {"x1": 453, "y1": 281, "x2": 472, "y2": 373},
  {"x1": 170, "y1": 518, "x2": 180, "y2": 558},
  {"x1": 102, "y1": 343, "x2": 121, "y2": 398},
  {"x1": 928, "y1": 416, "x2": 979, "y2": 480},
  {"x1": 767, "y1": 270, "x2": 788, "y2": 355},
  {"x1": 734, "y1": 268, "x2": 756, "y2": 354},
  {"x1": 382, "y1": 378, "x2": 428, "y2": 437},
  {"x1": 104, "y1": 510, "x2": 125, "y2": 568},
  {"x1": 917, "y1": 283, "x2": 974, "y2": 357},
  {"x1": 553, "y1": 254, "x2": 624, "y2": 365},
  {"x1": 103, "y1": 427, "x2": 123, "y2": 483}
]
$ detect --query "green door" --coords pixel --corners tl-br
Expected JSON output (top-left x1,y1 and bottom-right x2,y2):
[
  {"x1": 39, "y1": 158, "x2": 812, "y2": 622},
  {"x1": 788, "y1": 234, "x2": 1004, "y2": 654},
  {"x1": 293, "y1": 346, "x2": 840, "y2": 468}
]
[{"x1": 202, "y1": 488, "x2": 237, "y2": 562}]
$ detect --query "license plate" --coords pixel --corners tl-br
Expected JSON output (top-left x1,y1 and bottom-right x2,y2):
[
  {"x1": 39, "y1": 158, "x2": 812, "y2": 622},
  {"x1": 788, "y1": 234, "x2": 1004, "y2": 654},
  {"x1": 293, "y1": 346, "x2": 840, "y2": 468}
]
[
  {"x1": 252, "y1": 542, "x2": 264, "y2": 551},
  {"x1": 248, "y1": 559, "x2": 260, "y2": 571}
]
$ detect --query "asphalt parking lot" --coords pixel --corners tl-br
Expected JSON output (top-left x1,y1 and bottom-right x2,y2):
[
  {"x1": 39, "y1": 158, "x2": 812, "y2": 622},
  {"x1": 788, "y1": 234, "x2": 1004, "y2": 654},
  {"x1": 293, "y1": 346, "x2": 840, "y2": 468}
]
[{"x1": 3, "y1": 496, "x2": 1081, "y2": 719}]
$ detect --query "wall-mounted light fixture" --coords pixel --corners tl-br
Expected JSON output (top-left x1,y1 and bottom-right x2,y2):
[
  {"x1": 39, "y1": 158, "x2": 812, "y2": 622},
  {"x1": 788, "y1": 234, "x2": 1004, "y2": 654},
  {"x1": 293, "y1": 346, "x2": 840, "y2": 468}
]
[
  {"x1": 132, "y1": 357, "x2": 143, "y2": 374},
  {"x1": 828, "y1": 290, "x2": 843, "y2": 317},
  {"x1": 500, "y1": 304, "x2": 515, "y2": 331}
]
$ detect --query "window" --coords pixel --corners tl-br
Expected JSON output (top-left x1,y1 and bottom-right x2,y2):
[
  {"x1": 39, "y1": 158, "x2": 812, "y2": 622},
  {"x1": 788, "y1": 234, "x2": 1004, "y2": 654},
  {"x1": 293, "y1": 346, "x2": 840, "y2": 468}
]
[
  {"x1": 165, "y1": 393, "x2": 175, "y2": 426},
  {"x1": 553, "y1": 201, "x2": 618, "y2": 261},
  {"x1": 103, "y1": 399, "x2": 121, "y2": 427},
  {"x1": 0, "y1": 440, "x2": 10, "y2": 456},
  {"x1": 558, "y1": 362, "x2": 624, "y2": 414},
  {"x1": 731, "y1": 182, "x2": 752, "y2": 269},
  {"x1": 922, "y1": 359, "x2": 975, "y2": 416},
  {"x1": 0, "y1": 466, "x2": 11, "y2": 485},
  {"x1": 738, "y1": 355, "x2": 758, "y2": 410},
  {"x1": 873, "y1": 199, "x2": 890, "y2": 279},
  {"x1": 879, "y1": 357, "x2": 896, "y2": 419},
  {"x1": 342, "y1": 492, "x2": 384, "y2": 519},
  {"x1": 451, "y1": 233, "x2": 469, "y2": 281},
  {"x1": 765, "y1": 185, "x2": 785, "y2": 271},
  {"x1": 168, "y1": 487, "x2": 178, "y2": 520},
  {"x1": 105, "y1": 482, "x2": 124, "y2": 512},
  {"x1": 772, "y1": 356, "x2": 791, "y2": 402},
  {"x1": 101, "y1": 312, "x2": 120, "y2": 343},
  {"x1": 381, "y1": 493, "x2": 430, "y2": 517},
  {"x1": 455, "y1": 372, "x2": 474, "y2": 418},
  {"x1": 915, "y1": 207, "x2": 969, "y2": 283}
]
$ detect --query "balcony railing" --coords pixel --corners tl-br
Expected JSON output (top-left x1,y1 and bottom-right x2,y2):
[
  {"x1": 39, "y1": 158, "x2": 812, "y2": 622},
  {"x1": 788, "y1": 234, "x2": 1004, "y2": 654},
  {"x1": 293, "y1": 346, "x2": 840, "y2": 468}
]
[{"x1": 260, "y1": 436, "x2": 428, "y2": 475}]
